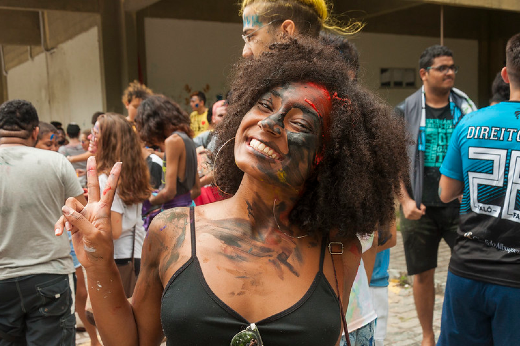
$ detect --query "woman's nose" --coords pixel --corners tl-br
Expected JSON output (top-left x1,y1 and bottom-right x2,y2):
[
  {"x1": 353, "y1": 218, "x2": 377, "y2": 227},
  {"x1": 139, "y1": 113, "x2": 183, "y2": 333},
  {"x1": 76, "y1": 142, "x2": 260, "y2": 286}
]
[{"x1": 258, "y1": 113, "x2": 284, "y2": 136}]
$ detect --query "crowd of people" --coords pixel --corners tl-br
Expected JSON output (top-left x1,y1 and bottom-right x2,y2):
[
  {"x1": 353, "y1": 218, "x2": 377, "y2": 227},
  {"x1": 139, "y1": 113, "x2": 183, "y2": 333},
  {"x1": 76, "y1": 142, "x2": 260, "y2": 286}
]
[{"x1": 1, "y1": 0, "x2": 519, "y2": 346}]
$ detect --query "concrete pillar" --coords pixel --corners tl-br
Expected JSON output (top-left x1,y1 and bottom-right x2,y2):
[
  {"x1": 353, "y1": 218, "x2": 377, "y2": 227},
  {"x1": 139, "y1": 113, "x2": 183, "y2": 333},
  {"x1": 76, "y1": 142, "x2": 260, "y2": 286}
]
[
  {"x1": 136, "y1": 11, "x2": 147, "y2": 85},
  {"x1": 477, "y1": 12, "x2": 490, "y2": 109},
  {"x1": 0, "y1": 72, "x2": 7, "y2": 104},
  {"x1": 123, "y1": 11, "x2": 139, "y2": 86},
  {"x1": 98, "y1": 0, "x2": 124, "y2": 114},
  {"x1": 97, "y1": 0, "x2": 142, "y2": 114},
  {"x1": 477, "y1": 11, "x2": 508, "y2": 109}
]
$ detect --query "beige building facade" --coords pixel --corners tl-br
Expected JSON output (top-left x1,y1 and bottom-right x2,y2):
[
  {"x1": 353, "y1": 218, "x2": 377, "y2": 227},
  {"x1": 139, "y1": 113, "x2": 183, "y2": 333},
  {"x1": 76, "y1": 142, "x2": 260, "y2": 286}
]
[{"x1": 0, "y1": 0, "x2": 518, "y2": 125}]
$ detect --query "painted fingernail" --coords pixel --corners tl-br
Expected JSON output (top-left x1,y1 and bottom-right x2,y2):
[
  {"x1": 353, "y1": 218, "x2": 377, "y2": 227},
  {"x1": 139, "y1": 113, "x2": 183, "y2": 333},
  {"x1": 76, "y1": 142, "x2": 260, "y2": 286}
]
[
  {"x1": 55, "y1": 229, "x2": 60, "y2": 236},
  {"x1": 65, "y1": 221, "x2": 72, "y2": 231},
  {"x1": 62, "y1": 205, "x2": 74, "y2": 216}
]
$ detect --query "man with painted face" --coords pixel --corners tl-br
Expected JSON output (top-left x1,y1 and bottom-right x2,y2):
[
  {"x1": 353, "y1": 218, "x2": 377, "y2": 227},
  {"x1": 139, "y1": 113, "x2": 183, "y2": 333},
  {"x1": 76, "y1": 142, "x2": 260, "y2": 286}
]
[
  {"x1": 240, "y1": 0, "x2": 362, "y2": 58},
  {"x1": 189, "y1": 91, "x2": 209, "y2": 137},
  {"x1": 395, "y1": 45, "x2": 477, "y2": 346},
  {"x1": 437, "y1": 32, "x2": 520, "y2": 346},
  {"x1": 0, "y1": 100, "x2": 87, "y2": 345}
]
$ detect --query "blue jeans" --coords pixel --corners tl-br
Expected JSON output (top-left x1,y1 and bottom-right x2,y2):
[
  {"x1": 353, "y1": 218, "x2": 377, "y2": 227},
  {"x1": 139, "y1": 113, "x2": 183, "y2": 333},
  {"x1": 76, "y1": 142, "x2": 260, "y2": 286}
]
[
  {"x1": 340, "y1": 320, "x2": 375, "y2": 346},
  {"x1": 438, "y1": 271, "x2": 520, "y2": 346},
  {"x1": 0, "y1": 273, "x2": 75, "y2": 345}
]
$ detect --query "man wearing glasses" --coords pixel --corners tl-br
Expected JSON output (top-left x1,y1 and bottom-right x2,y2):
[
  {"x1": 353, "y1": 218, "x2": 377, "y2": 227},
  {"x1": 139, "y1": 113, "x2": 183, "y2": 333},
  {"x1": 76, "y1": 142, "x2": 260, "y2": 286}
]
[{"x1": 395, "y1": 45, "x2": 477, "y2": 346}]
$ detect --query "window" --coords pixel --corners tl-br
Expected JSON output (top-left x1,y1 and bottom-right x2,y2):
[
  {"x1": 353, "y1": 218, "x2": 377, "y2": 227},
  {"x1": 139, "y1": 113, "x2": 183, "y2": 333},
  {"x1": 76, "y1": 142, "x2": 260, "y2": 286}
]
[{"x1": 380, "y1": 68, "x2": 416, "y2": 88}]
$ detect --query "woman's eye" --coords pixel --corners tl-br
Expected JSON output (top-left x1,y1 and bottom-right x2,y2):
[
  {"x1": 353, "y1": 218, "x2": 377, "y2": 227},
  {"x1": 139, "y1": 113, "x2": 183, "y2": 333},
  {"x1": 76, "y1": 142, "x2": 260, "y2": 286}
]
[
  {"x1": 292, "y1": 120, "x2": 312, "y2": 132},
  {"x1": 257, "y1": 100, "x2": 272, "y2": 111}
]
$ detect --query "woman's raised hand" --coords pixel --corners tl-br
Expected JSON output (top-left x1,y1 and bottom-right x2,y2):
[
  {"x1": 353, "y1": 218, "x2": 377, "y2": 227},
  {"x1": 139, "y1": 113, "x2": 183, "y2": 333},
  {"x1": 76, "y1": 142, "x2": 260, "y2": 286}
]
[{"x1": 55, "y1": 156, "x2": 121, "y2": 269}]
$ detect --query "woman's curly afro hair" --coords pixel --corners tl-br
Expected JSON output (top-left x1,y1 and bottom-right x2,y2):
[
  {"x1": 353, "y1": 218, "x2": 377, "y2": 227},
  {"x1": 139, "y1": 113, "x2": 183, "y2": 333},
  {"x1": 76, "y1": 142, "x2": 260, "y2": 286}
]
[{"x1": 214, "y1": 37, "x2": 409, "y2": 238}]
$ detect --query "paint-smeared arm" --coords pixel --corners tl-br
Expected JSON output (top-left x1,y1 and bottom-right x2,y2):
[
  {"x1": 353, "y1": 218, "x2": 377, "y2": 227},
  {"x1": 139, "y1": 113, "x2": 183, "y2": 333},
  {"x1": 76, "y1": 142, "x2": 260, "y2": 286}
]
[
  {"x1": 439, "y1": 174, "x2": 464, "y2": 203},
  {"x1": 55, "y1": 157, "x2": 139, "y2": 346}
]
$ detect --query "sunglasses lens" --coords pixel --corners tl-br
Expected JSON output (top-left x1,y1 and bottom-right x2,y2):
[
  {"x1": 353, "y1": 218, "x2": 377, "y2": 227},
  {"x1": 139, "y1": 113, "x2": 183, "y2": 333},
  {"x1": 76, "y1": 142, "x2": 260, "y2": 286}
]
[{"x1": 230, "y1": 330, "x2": 259, "y2": 346}]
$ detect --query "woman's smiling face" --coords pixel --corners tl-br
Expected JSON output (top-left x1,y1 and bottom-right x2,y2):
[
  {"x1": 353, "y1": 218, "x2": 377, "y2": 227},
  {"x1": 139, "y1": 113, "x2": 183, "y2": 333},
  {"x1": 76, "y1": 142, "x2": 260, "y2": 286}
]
[{"x1": 234, "y1": 82, "x2": 332, "y2": 191}]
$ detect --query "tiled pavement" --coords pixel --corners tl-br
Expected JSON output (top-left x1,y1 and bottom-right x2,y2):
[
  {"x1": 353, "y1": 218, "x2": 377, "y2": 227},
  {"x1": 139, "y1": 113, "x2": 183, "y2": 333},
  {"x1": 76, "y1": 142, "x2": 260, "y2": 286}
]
[
  {"x1": 76, "y1": 231, "x2": 452, "y2": 346},
  {"x1": 386, "y1": 231, "x2": 452, "y2": 346}
]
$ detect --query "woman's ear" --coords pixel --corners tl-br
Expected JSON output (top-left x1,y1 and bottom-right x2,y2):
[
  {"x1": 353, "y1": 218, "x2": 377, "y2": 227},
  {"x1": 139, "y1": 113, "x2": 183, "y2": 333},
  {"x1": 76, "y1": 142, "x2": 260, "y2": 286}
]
[{"x1": 280, "y1": 19, "x2": 297, "y2": 36}]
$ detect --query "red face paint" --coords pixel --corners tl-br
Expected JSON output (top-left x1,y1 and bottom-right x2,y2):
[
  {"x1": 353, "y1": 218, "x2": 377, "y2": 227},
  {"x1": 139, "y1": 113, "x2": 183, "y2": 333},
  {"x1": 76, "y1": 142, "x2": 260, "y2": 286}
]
[
  {"x1": 301, "y1": 83, "x2": 332, "y2": 166},
  {"x1": 102, "y1": 186, "x2": 111, "y2": 196}
]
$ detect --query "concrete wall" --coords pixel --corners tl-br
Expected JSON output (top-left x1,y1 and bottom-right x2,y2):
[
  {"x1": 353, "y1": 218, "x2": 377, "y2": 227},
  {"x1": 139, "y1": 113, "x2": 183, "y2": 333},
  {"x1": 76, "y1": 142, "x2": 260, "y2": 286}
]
[
  {"x1": 145, "y1": 18, "x2": 243, "y2": 111},
  {"x1": 144, "y1": 19, "x2": 479, "y2": 110},
  {"x1": 7, "y1": 26, "x2": 103, "y2": 129},
  {"x1": 353, "y1": 32, "x2": 479, "y2": 107}
]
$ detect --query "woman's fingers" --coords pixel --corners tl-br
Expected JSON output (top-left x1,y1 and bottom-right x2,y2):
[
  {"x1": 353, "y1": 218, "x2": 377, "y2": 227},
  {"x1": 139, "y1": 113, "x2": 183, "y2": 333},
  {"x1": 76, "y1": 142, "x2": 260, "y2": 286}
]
[
  {"x1": 86, "y1": 156, "x2": 100, "y2": 203},
  {"x1": 61, "y1": 204, "x2": 97, "y2": 235},
  {"x1": 55, "y1": 215, "x2": 67, "y2": 236},
  {"x1": 99, "y1": 162, "x2": 122, "y2": 207},
  {"x1": 55, "y1": 197, "x2": 86, "y2": 236}
]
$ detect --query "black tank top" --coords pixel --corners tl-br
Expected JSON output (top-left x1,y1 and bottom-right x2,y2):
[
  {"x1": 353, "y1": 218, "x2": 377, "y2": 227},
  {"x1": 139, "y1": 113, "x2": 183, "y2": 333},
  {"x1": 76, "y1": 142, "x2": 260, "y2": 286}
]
[
  {"x1": 160, "y1": 207, "x2": 342, "y2": 345},
  {"x1": 161, "y1": 131, "x2": 197, "y2": 196}
]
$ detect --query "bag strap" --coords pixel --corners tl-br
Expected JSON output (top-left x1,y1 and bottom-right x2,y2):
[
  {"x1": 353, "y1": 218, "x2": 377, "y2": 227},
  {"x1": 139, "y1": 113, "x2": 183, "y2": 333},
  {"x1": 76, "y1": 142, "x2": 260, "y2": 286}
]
[
  {"x1": 130, "y1": 207, "x2": 137, "y2": 264},
  {"x1": 329, "y1": 237, "x2": 351, "y2": 346}
]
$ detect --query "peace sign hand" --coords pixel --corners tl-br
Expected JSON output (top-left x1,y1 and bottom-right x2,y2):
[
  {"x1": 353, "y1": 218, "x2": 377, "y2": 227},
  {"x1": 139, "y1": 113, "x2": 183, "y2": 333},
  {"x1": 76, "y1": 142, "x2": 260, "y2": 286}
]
[{"x1": 55, "y1": 156, "x2": 121, "y2": 270}]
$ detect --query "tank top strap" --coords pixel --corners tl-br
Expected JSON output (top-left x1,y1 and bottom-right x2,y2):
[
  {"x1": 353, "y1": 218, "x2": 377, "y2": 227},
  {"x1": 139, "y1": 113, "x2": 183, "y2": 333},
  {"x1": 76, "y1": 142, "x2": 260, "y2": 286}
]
[
  {"x1": 319, "y1": 235, "x2": 328, "y2": 272},
  {"x1": 189, "y1": 205, "x2": 196, "y2": 257}
]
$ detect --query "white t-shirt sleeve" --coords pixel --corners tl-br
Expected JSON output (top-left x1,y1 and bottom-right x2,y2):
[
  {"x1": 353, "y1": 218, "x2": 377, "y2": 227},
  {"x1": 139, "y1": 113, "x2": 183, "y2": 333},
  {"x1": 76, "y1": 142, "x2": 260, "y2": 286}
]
[
  {"x1": 98, "y1": 173, "x2": 124, "y2": 214},
  {"x1": 357, "y1": 233, "x2": 375, "y2": 253}
]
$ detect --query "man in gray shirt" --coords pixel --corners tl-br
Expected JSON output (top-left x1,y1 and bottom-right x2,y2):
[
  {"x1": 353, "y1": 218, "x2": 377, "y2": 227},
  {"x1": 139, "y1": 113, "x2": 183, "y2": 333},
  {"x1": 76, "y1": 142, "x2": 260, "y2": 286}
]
[{"x1": 0, "y1": 99, "x2": 86, "y2": 345}]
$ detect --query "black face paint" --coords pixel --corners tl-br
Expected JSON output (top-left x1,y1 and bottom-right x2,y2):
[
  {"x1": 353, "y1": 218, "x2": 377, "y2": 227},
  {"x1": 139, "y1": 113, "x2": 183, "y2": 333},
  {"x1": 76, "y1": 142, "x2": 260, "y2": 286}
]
[{"x1": 235, "y1": 82, "x2": 331, "y2": 192}]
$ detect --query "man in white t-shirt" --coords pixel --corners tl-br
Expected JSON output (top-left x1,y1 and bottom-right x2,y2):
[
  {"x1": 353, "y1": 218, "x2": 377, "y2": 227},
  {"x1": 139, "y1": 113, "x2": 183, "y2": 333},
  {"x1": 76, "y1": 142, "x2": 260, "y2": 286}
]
[{"x1": 0, "y1": 99, "x2": 86, "y2": 345}]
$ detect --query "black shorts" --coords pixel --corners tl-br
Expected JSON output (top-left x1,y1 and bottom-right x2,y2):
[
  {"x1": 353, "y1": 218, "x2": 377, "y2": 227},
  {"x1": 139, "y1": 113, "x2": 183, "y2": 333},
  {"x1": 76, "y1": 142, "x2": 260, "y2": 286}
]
[
  {"x1": 0, "y1": 273, "x2": 75, "y2": 345},
  {"x1": 400, "y1": 206, "x2": 459, "y2": 275}
]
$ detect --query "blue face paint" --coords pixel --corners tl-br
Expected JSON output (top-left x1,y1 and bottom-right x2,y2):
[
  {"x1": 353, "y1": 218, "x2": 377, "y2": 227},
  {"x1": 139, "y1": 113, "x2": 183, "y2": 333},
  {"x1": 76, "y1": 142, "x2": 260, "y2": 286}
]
[
  {"x1": 243, "y1": 14, "x2": 263, "y2": 29},
  {"x1": 50, "y1": 134, "x2": 56, "y2": 141},
  {"x1": 195, "y1": 103, "x2": 199, "y2": 108}
]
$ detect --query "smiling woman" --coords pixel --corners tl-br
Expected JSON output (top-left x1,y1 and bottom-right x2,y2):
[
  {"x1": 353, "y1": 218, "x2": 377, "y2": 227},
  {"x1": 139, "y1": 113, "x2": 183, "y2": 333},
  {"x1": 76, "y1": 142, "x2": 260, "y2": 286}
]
[
  {"x1": 56, "y1": 37, "x2": 409, "y2": 346},
  {"x1": 216, "y1": 38, "x2": 408, "y2": 239}
]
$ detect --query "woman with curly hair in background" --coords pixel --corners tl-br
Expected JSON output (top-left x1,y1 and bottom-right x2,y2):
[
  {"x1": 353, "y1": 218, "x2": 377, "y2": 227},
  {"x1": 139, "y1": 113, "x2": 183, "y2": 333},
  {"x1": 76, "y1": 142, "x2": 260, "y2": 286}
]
[
  {"x1": 56, "y1": 37, "x2": 408, "y2": 346},
  {"x1": 135, "y1": 95, "x2": 201, "y2": 230}
]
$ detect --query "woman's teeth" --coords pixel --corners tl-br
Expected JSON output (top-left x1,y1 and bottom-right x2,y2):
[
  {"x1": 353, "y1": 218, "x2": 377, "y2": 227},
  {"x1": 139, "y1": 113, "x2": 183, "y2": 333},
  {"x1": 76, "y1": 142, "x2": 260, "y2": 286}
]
[{"x1": 250, "y1": 138, "x2": 279, "y2": 160}]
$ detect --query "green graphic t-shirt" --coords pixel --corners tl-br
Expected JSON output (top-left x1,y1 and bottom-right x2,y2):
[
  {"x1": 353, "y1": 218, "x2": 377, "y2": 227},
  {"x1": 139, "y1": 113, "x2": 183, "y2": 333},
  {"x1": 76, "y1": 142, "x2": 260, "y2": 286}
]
[{"x1": 423, "y1": 104, "x2": 459, "y2": 207}]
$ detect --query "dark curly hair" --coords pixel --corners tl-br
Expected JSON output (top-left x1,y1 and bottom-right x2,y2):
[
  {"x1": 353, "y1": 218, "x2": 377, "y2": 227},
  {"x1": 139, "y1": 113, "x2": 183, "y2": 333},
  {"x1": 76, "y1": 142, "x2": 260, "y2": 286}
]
[
  {"x1": 0, "y1": 99, "x2": 39, "y2": 137},
  {"x1": 135, "y1": 94, "x2": 194, "y2": 144},
  {"x1": 122, "y1": 80, "x2": 153, "y2": 105},
  {"x1": 214, "y1": 37, "x2": 408, "y2": 238}
]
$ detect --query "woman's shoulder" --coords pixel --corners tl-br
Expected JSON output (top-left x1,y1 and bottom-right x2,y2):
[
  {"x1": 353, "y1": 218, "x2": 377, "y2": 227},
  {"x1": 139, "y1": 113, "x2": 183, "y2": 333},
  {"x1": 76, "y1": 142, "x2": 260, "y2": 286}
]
[
  {"x1": 148, "y1": 206, "x2": 191, "y2": 238},
  {"x1": 165, "y1": 132, "x2": 185, "y2": 147}
]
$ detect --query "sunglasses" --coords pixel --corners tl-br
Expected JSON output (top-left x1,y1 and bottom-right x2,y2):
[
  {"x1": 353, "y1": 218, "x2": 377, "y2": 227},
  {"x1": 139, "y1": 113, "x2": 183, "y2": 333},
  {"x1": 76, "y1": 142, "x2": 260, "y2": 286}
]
[{"x1": 230, "y1": 323, "x2": 263, "y2": 346}]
